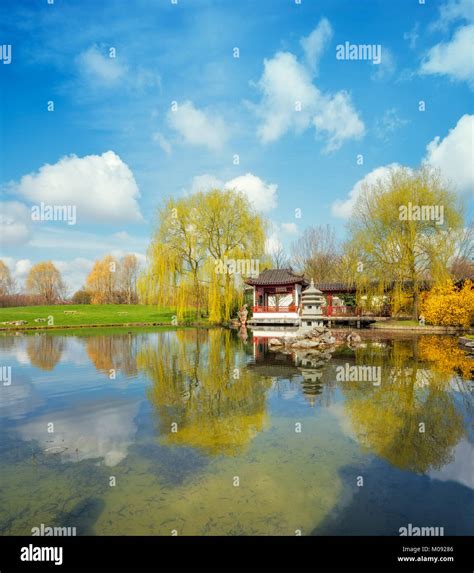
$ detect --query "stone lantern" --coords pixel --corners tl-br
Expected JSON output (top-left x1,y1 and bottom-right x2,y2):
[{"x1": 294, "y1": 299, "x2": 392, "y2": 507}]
[{"x1": 300, "y1": 279, "x2": 326, "y2": 328}]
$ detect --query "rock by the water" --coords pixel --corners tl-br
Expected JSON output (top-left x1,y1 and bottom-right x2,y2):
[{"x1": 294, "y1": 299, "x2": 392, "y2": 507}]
[
  {"x1": 291, "y1": 339, "x2": 320, "y2": 349},
  {"x1": 267, "y1": 325, "x2": 338, "y2": 351},
  {"x1": 346, "y1": 332, "x2": 362, "y2": 344}
]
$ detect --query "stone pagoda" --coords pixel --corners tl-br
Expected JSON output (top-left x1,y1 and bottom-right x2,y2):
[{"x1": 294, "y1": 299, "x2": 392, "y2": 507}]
[{"x1": 299, "y1": 279, "x2": 326, "y2": 328}]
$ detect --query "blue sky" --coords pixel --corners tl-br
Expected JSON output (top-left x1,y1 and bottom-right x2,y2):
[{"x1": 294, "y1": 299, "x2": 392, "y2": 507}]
[{"x1": 1, "y1": 0, "x2": 473, "y2": 291}]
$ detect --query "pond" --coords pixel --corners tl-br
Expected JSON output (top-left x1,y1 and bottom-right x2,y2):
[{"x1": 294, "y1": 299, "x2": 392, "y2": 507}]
[{"x1": 0, "y1": 328, "x2": 472, "y2": 536}]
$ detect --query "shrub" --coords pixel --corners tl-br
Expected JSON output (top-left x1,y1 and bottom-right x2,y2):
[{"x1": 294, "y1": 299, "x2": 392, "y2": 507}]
[
  {"x1": 71, "y1": 289, "x2": 92, "y2": 305},
  {"x1": 0, "y1": 294, "x2": 47, "y2": 307},
  {"x1": 420, "y1": 280, "x2": 474, "y2": 328}
]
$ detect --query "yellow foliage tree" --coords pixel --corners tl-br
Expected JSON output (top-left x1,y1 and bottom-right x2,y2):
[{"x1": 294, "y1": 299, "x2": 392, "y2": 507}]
[
  {"x1": 0, "y1": 260, "x2": 15, "y2": 295},
  {"x1": 139, "y1": 188, "x2": 266, "y2": 322},
  {"x1": 347, "y1": 165, "x2": 463, "y2": 319},
  {"x1": 420, "y1": 280, "x2": 474, "y2": 327},
  {"x1": 86, "y1": 255, "x2": 118, "y2": 304},
  {"x1": 26, "y1": 261, "x2": 66, "y2": 303}
]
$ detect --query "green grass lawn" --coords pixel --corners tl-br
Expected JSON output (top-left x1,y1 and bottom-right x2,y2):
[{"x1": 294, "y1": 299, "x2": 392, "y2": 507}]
[
  {"x1": 0, "y1": 304, "x2": 204, "y2": 329},
  {"x1": 375, "y1": 319, "x2": 420, "y2": 327}
]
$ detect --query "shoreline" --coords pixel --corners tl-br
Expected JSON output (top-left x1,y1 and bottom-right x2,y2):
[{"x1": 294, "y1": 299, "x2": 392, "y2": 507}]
[
  {"x1": 369, "y1": 324, "x2": 473, "y2": 334},
  {"x1": 0, "y1": 321, "x2": 212, "y2": 333},
  {"x1": 0, "y1": 320, "x2": 472, "y2": 335}
]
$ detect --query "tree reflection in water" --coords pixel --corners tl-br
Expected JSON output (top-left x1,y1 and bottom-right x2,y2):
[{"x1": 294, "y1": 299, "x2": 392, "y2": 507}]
[
  {"x1": 341, "y1": 336, "x2": 470, "y2": 473},
  {"x1": 85, "y1": 333, "x2": 139, "y2": 377},
  {"x1": 137, "y1": 329, "x2": 272, "y2": 455},
  {"x1": 26, "y1": 335, "x2": 64, "y2": 371}
]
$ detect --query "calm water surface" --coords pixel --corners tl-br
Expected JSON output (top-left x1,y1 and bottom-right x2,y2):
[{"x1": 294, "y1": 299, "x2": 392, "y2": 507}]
[{"x1": 0, "y1": 328, "x2": 472, "y2": 536}]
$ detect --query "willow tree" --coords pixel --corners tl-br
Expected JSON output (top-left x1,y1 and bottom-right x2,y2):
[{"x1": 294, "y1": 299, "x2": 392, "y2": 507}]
[
  {"x1": 195, "y1": 189, "x2": 266, "y2": 321},
  {"x1": 346, "y1": 165, "x2": 463, "y2": 319},
  {"x1": 139, "y1": 188, "x2": 266, "y2": 322},
  {"x1": 138, "y1": 195, "x2": 207, "y2": 319}
]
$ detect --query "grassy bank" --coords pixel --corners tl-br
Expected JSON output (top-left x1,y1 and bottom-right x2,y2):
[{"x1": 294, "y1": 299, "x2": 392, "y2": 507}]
[
  {"x1": 0, "y1": 304, "x2": 208, "y2": 330},
  {"x1": 372, "y1": 319, "x2": 473, "y2": 333}
]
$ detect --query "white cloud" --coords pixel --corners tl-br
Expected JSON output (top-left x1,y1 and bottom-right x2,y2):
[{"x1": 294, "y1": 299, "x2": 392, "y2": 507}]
[
  {"x1": 15, "y1": 259, "x2": 33, "y2": 278},
  {"x1": 52, "y1": 257, "x2": 94, "y2": 293},
  {"x1": 300, "y1": 18, "x2": 333, "y2": 74},
  {"x1": 255, "y1": 49, "x2": 364, "y2": 151},
  {"x1": 331, "y1": 164, "x2": 402, "y2": 219},
  {"x1": 152, "y1": 132, "x2": 172, "y2": 154},
  {"x1": 109, "y1": 250, "x2": 146, "y2": 267},
  {"x1": 0, "y1": 201, "x2": 31, "y2": 246},
  {"x1": 331, "y1": 115, "x2": 474, "y2": 219},
  {"x1": 189, "y1": 174, "x2": 223, "y2": 195},
  {"x1": 224, "y1": 173, "x2": 278, "y2": 212},
  {"x1": 76, "y1": 45, "x2": 127, "y2": 86},
  {"x1": 265, "y1": 232, "x2": 282, "y2": 256},
  {"x1": 113, "y1": 231, "x2": 131, "y2": 241},
  {"x1": 312, "y1": 91, "x2": 366, "y2": 152},
  {"x1": 375, "y1": 108, "x2": 410, "y2": 141},
  {"x1": 281, "y1": 222, "x2": 299, "y2": 235},
  {"x1": 420, "y1": 24, "x2": 474, "y2": 85},
  {"x1": 76, "y1": 45, "x2": 160, "y2": 91},
  {"x1": 425, "y1": 114, "x2": 474, "y2": 195},
  {"x1": 371, "y1": 48, "x2": 396, "y2": 81},
  {"x1": 188, "y1": 172, "x2": 278, "y2": 212},
  {"x1": 431, "y1": 0, "x2": 474, "y2": 32},
  {"x1": 17, "y1": 398, "x2": 140, "y2": 467},
  {"x1": 13, "y1": 151, "x2": 143, "y2": 223},
  {"x1": 429, "y1": 439, "x2": 474, "y2": 489},
  {"x1": 404, "y1": 23, "x2": 420, "y2": 50},
  {"x1": 167, "y1": 101, "x2": 228, "y2": 151},
  {"x1": 256, "y1": 51, "x2": 319, "y2": 143},
  {"x1": 264, "y1": 221, "x2": 299, "y2": 255}
]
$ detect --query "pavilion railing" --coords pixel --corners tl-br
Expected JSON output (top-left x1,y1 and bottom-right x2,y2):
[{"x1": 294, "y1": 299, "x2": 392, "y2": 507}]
[
  {"x1": 252, "y1": 305, "x2": 298, "y2": 313},
  {"x1": 322, "y1": 305, "x2": 360, "y2": 317}
]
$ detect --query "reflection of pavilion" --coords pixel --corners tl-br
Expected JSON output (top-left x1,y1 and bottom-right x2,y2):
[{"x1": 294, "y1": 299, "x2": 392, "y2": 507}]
[{"x1": 250, "y1": 337, "x2": 329, "y2": 406}]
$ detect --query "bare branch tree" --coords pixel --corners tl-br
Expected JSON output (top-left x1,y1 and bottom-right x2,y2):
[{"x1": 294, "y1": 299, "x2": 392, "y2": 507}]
[{"x1": 290, "y1": 225, "x2": 342, "y2": 282}]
